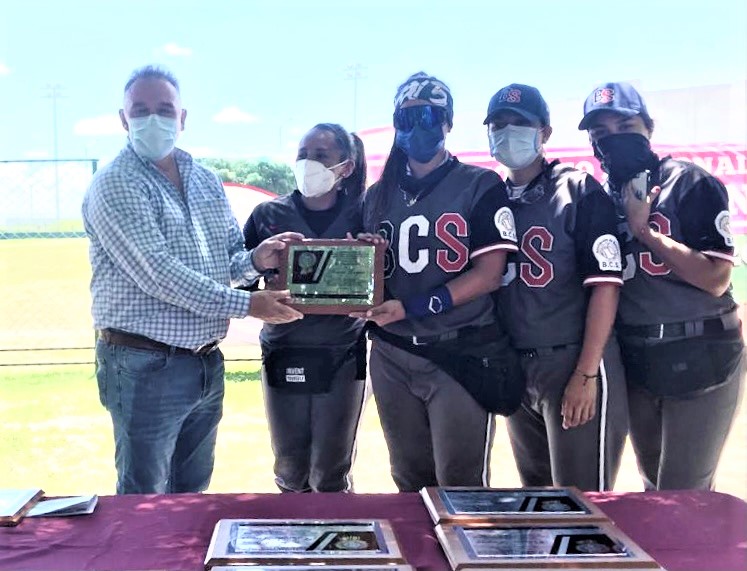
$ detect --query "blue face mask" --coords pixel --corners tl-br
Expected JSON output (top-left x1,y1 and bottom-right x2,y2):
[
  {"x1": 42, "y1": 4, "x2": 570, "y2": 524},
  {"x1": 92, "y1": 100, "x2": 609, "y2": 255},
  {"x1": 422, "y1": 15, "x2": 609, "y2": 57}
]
[{"x1": 395, "y1": 124, "x2": 445, "y2": 163}]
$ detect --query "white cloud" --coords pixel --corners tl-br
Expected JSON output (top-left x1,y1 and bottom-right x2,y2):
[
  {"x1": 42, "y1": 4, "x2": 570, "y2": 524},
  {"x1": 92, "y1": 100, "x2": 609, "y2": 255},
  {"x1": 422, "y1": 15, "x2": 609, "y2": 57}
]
[
  {"x1": 74, "y1": 115, "x2": 124, "y2": 137},
  {"x1": 162, "y1": 43, "x2": 192, "y2": 57},
  {"x1": 213, "y1": 106, "x2": 257, "y2": 124},
  {"x1": 182, "y1": 145, "x2": 219, "y2": 158},
  {"x1": 0, "y1": 62, "x2": 10, "y2": 75}
]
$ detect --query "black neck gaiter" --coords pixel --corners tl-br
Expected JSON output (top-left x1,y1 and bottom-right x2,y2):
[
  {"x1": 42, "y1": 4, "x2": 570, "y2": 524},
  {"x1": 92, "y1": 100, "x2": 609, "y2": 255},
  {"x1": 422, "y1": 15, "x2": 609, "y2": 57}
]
[{"x1": 593, "y1": 133, "x2": 658, "y2": 186}]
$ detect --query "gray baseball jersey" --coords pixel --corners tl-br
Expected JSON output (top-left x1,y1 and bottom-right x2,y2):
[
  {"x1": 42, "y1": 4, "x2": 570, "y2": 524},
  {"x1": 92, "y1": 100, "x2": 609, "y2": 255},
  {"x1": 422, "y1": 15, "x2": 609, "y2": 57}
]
[
  {"x1": 243, "y1": 191, "x2": 365, "y2": 347},
  {"x1": 611, "y1": 157, "x2": 738, "y2": 325},
  {"x1": 498, "y1": 161, "x2": 623, "y2": 349},
  {"x1": 364, "y1": 157, "x2": 518, "y2": 337}
]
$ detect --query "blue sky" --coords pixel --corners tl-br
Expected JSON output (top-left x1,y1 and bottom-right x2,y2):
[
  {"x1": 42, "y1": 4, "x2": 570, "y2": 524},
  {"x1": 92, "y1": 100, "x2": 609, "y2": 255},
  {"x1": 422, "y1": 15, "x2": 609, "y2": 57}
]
[{"x1": 0, "y1": 0, "x2": 745, "y2": 165}]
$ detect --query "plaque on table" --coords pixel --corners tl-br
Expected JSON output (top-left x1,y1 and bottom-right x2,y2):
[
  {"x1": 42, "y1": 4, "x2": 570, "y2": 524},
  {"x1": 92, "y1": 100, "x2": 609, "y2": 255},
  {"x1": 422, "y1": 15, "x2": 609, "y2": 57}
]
[
  {"x1": 0, "y1": 488, "x2": 44, "y2": 527},
  {"x1": 435, "y1": 521, "x2": 662, "y2": 570},
  {"x1": 420, "y1": 486, "x2": 609, "y2": 524},
  {"x1": 269, "y1": 239, "x2": 384, "y2": 314},
  {"x1": 204, "y1": 519, "x2": 405, "y2": 568},
  {"x1": 210, "y1": 566, "x2": 414, "y2": 571}
]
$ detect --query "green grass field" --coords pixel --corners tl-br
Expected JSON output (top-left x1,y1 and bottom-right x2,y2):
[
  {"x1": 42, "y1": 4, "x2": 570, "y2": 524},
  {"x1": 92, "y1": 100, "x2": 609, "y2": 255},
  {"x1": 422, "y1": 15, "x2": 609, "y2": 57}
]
[
  {"x1": 1, "y1": 362, "x2": 745, "y2": 498},
  {"x1": 1, "y1": 237, "x2": 746, "y2": 498}
]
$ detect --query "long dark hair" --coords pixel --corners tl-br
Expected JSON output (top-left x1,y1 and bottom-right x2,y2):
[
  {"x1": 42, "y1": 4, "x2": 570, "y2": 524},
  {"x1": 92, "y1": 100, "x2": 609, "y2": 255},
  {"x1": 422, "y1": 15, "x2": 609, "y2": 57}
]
[
  {"x1": 364, "y1": 143, "x2": 406, "y2": 232},
  {"x1": 311, "y1": 123, "x2": 367, "y2": 199},
  {"x1": 364, "y1": 71, "x2": 452, "y2": 232}
]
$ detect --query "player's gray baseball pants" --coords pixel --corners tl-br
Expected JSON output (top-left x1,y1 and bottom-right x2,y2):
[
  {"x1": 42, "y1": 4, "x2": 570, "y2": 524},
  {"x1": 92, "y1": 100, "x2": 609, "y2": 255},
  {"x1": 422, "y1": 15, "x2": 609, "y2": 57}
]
[
  {"x1": 369, "y1": 338, "x2": 495, "y2": 492},
  {"x1": 627, "y1": 349, "x2": 744, "y2": 490},
  {"x1": 261, "y1": 355, "x2": 366, "y2": 493},
  {"x1": 506, "y1": 337, "x2": 628, "y2": 491}
]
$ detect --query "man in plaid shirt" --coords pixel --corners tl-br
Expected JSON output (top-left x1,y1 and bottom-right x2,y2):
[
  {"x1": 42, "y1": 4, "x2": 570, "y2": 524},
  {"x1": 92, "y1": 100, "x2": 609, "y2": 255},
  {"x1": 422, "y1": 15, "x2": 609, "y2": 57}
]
[{"x1": 82, "y1": 66, "x2": 302, "y2": 494}]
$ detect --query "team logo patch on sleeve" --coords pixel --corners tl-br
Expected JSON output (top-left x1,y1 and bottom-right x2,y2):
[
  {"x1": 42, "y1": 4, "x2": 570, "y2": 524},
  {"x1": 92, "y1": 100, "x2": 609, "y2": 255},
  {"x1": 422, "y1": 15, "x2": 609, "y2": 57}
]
[
  {"x1": 494, "y1": 206, "x2": 517, "y2": 242},
  {"x1": 715, "y1": 210, "x2": 734, "y2": 247},
  {"x1": 593, "y1": 234, "x2": 622, "y2": 271}
]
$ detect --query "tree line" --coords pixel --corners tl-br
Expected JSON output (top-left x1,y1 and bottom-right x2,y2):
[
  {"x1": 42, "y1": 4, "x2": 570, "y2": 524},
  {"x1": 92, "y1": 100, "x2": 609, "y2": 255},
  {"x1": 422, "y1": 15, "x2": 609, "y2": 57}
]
[{"x1": 198, "y1": 158, "x2": 295, "y2": 195}]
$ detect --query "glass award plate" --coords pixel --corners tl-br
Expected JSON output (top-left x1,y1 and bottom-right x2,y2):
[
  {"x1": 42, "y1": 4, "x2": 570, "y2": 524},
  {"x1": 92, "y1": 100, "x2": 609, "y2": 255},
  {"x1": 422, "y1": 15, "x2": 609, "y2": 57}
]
[
  {"x1": 204, "y1": 519, "x2": 405, "y2": 568},
  {"x1": 420, "y1": 487, "x2": 610, "y2": 524},
  {"x1": 435, "y1": 521, "x2": 662, "y2": 570},
  {"x1": 269, "y1": 239, "x2": 384, "y2": 315}
]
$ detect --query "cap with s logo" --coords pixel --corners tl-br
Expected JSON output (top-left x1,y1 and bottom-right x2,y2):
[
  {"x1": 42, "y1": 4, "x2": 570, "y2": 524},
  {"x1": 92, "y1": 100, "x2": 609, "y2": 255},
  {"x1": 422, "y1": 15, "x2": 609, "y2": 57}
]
[{"x1": 578, "y1": 82, "x2": 649, "y2": 130}]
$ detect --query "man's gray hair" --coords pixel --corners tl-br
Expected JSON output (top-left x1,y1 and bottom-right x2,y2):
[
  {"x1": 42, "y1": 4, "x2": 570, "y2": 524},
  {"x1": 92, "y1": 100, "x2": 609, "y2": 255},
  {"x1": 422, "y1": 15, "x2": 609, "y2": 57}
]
[{"x1": 124, "y1": 65, "x2": 180, "y2": 94}]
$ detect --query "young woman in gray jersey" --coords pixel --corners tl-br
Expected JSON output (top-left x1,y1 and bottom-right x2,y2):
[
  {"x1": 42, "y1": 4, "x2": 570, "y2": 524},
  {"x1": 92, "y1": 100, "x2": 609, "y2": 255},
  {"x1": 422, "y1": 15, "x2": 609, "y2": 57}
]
[
  {"x1": 243, "y1": 124, "x2": 368, "y2": 492},
  {"x1": 579, "y1": 82, "x2": 745, "y2": 490},
  {"x1": 485, "y1": 84, "x2": 628, "y2": 491},
  {"x1": 351, "y1": 72, "x2": 522, "y2": 492}
]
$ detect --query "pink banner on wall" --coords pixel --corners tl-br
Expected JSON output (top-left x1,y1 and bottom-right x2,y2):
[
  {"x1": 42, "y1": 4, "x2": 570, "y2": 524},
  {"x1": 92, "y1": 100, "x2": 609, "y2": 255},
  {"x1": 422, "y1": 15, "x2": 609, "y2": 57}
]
[{"x1": 364, "y1": 141, "x2": 747, "y2": 233}]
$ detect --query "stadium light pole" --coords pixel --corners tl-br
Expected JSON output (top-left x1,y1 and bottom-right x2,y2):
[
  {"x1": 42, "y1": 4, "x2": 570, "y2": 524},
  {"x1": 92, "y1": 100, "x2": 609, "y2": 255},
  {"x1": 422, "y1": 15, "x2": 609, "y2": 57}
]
[
  {"x1": 344, "y1": 64, "x2": 366, "y2": 132},
  {"x1": 42, "y1": 84, "x2": 65, "y2": 222}
]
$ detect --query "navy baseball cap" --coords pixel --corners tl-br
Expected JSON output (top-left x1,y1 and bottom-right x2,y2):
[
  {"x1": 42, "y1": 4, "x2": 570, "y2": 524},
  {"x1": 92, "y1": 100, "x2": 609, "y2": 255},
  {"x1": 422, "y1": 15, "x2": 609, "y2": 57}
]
[
  {"x1": 483, "y1": 84, "x2": 550, "y2": 126},
  {"x1": 578, "y1": 82, "x2": 649, "y2": 130}
]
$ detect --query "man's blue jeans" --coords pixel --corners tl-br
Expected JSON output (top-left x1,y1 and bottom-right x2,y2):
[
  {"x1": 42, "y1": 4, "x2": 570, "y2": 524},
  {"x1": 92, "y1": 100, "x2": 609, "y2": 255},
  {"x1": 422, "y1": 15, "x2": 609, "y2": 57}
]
[{"x1": 95, "y1": 339, "x2": 225, "y2": 494}]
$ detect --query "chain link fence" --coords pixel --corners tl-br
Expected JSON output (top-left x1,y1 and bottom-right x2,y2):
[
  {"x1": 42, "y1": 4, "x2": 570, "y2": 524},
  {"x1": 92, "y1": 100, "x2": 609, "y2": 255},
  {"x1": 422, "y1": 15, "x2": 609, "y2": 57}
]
[
  {"x1": 0, "y1": 158, "x2": 261, "y2": 368},
  {"x1": 0, "y1": 159, "x2": 98, "y2": 366}
]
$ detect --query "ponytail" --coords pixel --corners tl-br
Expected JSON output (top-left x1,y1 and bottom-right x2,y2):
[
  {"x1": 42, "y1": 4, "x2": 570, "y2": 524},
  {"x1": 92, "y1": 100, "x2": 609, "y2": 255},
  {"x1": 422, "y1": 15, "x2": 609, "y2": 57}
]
[{"x1": 310, "y1": 123, "x2": 366, "y2": 199}]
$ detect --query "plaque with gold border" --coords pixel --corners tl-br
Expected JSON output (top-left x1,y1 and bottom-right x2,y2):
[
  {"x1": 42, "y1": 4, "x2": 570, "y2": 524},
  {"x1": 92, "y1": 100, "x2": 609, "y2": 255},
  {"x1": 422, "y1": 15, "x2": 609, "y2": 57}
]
[
  {"x1": 420, "y1": 486, "x2": 610, "y2": 525},
  {"x1": 204, "y1": 519, "x2": 405, "y2": 569},
  {"x1": 435, "y1": 520, "x2": 662, "y2": 570}
]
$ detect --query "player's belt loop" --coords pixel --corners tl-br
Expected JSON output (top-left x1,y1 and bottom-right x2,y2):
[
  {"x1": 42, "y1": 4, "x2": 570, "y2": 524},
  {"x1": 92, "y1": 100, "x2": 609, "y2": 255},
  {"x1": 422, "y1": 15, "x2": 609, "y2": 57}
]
[{"x1": 684, "y1": 321, "x2": 703, "y2": 337}]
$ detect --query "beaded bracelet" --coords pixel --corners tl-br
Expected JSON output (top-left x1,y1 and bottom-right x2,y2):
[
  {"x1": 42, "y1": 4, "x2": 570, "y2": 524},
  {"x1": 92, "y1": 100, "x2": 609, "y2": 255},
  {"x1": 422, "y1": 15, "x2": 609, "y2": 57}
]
[{"x1": 574, "y1": 369, "x2": 600, "y2": 385}]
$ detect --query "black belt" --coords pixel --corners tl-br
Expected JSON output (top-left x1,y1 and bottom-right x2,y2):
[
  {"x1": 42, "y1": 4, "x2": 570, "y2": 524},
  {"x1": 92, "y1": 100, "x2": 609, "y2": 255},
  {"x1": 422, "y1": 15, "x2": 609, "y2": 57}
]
[
  {"x1": 518, "y1": 343, "x2": 578, "y2": 358},
  {"x1": 617, "y1": 311, "x2": 740, "y2": 339},
  {"x1": 369, "y1": 323, "x2": 496, "y2": 347},
  {"x1": 98, "y1": 329, "x2": 220, "y2": 357}
]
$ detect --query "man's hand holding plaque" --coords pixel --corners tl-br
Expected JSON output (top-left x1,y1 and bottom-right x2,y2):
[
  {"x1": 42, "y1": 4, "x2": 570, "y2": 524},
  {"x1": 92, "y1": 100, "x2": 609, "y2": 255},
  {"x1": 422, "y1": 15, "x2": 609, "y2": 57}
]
[{"x1": 248, "y1": 231, "x2": 305, "y2": 323}]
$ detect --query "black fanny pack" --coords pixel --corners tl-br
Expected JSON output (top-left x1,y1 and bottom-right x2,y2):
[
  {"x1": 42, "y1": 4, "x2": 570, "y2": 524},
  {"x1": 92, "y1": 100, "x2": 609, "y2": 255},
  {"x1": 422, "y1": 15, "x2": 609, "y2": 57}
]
[
  {"x1": 261, "y1": 335, "x2": 367, "y2": 394},
  {"x1": 369, "y1": 324, "x2": 525, "y2": 416},
  {"x1": 619, "y1": 327, "x2": 743, "y2": 398}
]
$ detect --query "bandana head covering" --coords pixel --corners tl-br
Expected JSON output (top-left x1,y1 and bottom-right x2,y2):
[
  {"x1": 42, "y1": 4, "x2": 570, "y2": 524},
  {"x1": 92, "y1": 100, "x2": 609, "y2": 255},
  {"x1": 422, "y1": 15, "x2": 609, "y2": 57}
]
[{"x1": 393, "y1": 72, "x2": 453, "y2": 126}]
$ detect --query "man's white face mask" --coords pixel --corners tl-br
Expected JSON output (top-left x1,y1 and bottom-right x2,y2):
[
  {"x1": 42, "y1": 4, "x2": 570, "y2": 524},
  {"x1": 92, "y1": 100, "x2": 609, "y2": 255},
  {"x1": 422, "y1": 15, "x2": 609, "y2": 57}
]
[{"x1": 128, "y1": 114, "x2": 179, "y2": 161}]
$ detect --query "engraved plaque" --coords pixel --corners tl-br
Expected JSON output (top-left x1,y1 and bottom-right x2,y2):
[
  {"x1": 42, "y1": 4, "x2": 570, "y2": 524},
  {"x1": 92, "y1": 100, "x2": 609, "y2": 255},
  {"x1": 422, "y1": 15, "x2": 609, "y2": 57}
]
[
  {"x1": 270, "y1": 239, "x2": 384, "y2": 315},
  {"x1": 435, "y1": 521, "x2": 661, "y2": 570},
  {"x1": 420, "y1": 486, "x2": 609, "y2": 524},
  {"x1": 204, "y1": 519, "x2": 404, "y2": 568}
]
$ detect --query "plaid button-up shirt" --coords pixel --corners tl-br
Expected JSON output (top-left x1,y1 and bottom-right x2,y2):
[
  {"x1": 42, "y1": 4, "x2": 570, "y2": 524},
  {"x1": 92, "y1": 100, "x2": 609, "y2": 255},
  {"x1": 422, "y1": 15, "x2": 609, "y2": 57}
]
[{"x1": 82, "y1": 144, "x2": 258, "y2": 349}]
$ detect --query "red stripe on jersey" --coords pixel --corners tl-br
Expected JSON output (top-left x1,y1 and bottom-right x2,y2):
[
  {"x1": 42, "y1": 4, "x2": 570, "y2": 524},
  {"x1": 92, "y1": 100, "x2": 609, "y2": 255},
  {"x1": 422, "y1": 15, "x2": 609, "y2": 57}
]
[
  {"x1": 702, "y1": 250, "x2": 739, "y2": 265},
  {"x1": 471, "y1": 242, "x2": 519, "y2": 259},
  {"x1": 583, "y1": 275, "x2": 624, "y2": 287}
]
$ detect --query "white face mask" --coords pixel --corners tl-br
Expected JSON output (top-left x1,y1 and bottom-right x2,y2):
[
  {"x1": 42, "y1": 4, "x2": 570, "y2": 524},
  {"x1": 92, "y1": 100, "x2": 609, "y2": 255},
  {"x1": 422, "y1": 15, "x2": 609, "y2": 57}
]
[
  {"x1": 127, "y1": 114, "x2": 179, "y2": 161},
  {"x1": 488, "y1": 124, "x2": 542, "y2": 170},
  {"x1": 294, "y1": 159, "x2": 346, "y2": 198}
]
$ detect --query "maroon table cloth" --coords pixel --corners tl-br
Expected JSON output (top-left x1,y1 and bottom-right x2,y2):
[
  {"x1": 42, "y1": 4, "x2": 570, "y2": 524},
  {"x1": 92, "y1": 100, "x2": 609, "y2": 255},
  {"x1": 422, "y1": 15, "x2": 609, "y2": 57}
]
[{"x1": 0, "y1": 490, "x2": 744, "y2": 571}]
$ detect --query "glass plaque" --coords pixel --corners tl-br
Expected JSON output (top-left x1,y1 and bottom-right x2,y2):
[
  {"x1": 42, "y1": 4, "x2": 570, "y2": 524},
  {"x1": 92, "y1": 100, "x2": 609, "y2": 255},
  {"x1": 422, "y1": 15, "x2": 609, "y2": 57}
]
[
  {"x1": 270, "y1": 239, "x2": 384, "y2": 314},
  {"x1": 435, "y1": 521, "x2": 661, "y2": 570},
  {"x1": 204, "y1": 519, "x2": 404, "y2": 568},
  {"x1": 420, "y1": 486, "x2": 609, "y2": 524}
]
